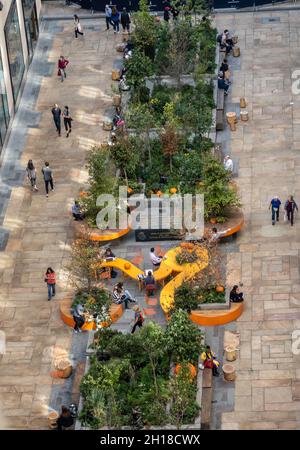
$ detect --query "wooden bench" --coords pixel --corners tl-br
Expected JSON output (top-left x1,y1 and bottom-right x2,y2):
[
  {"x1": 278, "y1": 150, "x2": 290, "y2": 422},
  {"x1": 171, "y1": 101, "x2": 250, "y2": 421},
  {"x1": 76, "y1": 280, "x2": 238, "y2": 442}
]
[
  {"x1": 216, "y1": 88, "x2": 225, "y2": 131},
  {"x1": 201, "y1": 368, "x2": 213, "y2": 430}
]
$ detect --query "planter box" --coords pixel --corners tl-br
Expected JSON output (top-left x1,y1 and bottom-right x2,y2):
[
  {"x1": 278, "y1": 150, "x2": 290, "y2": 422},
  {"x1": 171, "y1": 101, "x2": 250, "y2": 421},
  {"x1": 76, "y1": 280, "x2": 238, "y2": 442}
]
[{"x1": 197, "y1": 288, "x2": 230, "y2": 310}]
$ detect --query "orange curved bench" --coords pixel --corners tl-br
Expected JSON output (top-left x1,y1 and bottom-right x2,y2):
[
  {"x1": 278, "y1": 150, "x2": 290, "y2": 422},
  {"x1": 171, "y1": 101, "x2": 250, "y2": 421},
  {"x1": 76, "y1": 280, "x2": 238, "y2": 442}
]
[
  {"x1": 73, "y1": 221, "x2": 131, "y2": 242},
  {"x1": 205, "y1": 207, "x2": 245, "y2": 239},
  {"x1": 60, "y1": 294, "x2": 123, "y2": 330},
  {"x1": 189, "y1": 302, "x2": 244, "y2": 326},
  {"x1": 100, "y1": 258, "x2": 144, "y2": 279}
]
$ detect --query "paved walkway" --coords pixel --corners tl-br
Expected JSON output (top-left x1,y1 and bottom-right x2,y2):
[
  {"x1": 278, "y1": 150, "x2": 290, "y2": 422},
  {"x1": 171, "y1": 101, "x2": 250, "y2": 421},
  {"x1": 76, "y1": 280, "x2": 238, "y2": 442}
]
[
  {"x1": 215, "y1": 9, "x2": 300, "y2": 429},
  {"x1": 0, "y1": 15, "x2": 124, "y2": 429}
]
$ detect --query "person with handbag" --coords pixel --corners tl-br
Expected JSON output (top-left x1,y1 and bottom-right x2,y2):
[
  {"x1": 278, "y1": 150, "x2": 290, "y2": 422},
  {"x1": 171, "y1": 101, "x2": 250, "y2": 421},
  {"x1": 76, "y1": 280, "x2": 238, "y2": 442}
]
[
  {"x1": 269, "y1": 195, "x2": 281, "y2": 225},
  {"x1": 42, "y1": 161, "x2": 54, "y2": 198},
  {"x1": 44, "y1": 267, "x2": 56, "y2": 301},
  {"x1": 74, "y1": 15, "x2": 84, "y2": 38},
  {"x1": 63, "y1": 106, "x2": 72, "y2": 138},
  {"x1": 57, "y1": 56, "x2": 69, "y2": 82},
  {"x1": 200, "y1": 345, "x2": 220, "y2": 376}
]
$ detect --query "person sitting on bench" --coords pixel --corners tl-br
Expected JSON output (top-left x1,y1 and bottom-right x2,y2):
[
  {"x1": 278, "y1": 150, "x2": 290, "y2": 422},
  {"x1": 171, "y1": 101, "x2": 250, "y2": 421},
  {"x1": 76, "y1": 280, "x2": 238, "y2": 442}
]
[
  {"x1": 73, "y1": 303, "x2": 85, "y2": 333},
  {"x1": 230, "y1": 285, "x2": 244, "y2": 303},
  {"x1": 112, "y1": 282, "x2": 136, "y2": 309},
  {"x1": 150, "y1": 248, "x2": 162, "y2": 267},
  {"x1": 144, "y1": 271, "x2": 156, "y2": 296},
  {"x1": 72, "y1": 200, "x2": 85, "y2": 221},
  {"x1": 218, "y1": 72, "x2": 229, "y2": 96},
  {"x1": 200, "y1": 345, "x2": 220, "y2": 377},
  {"x1": 221, "y1": 29, "x2": 234, "y2": 54}
]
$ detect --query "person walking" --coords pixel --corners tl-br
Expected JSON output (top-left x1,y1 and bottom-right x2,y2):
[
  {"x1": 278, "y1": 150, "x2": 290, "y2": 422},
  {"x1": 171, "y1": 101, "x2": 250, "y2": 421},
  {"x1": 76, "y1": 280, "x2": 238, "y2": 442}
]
[
  {"x1": 120, "y1": 8, "x2": 131, "y2": 34},
  {"x1": 62, "y1": 105, "x2": 72, "y2": 137},
  {"x1": 26, "y1": 160, "x2": 38, "y2": 191},
  {"x1": 58, "y1": 56, "x2": 69, "y2": 82},
  {"x1": 74, "y1": 15, "x2": 84, "y2": 38},
  {"x1": 110, "y1": 7, "x2": 120, "y2": 34},
  {"x1": 45, "y1": 267, "x2": 56, "y2": 301},
  {"x1": 269, "y1": 195, "x2": 281, "y2": 225},
  {"x1": 51, "y1": 103, "x2": 61, "y2": 136},
  {"x1": 42, "y1": 161, "x2": 54, "y2": 198},
  {"x1": 131, "y1": 305, "x2": 144, "y2": 333},
  {"x1": 284, "y1": 195, "x2": 298, "y2": 226},
  {"x1": 105, "y1": 4, "x2": 112, "y2": 30}
]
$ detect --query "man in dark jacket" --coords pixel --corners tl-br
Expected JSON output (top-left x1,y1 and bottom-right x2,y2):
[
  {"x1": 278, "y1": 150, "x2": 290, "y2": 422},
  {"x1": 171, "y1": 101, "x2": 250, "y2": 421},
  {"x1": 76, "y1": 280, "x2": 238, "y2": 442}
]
[
  {"x1": 121, "y1": 8, "x2": 131, "y2": 33},
  {"x1": 42, "y1": 162, "x2": 54, "y2": 198},
  {"x1": 51, "y1": 103, "x2": 61, "y2": 136},
  {"x1": 285, "y1": 195, "x2": 298, "y2": 226}
]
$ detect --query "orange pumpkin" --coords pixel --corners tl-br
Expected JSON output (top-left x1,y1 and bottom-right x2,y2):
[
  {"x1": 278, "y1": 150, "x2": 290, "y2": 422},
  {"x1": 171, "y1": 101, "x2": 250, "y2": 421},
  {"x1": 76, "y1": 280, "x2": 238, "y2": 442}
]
[
  {"x1": 169, "y1": 187, "x2": 177, "y2": 194},
  {"x1": 216, "y1": 285, "x2": 224, "y2": 293},
  {"x1": 174, "y1": 363, "x2": 197, "y2": 379},
  {"x1": 210, "y1": 217, "x2": 217, "y2": 224},
  {"x1": 124, "y1": 262, "x2": 131, "y2": 270},
  {"x1": 180, "y1": 242, "x2": 194, "y2": 249},
  {"x1": 79, "y1": 191, "x2": 88, "y2": 198},
  {"x1": 156, "y1": 190, "x2": 163, "y2": 197},
  {"x1": 127, "y1": 187, "x2": 133, "y2": 194}
]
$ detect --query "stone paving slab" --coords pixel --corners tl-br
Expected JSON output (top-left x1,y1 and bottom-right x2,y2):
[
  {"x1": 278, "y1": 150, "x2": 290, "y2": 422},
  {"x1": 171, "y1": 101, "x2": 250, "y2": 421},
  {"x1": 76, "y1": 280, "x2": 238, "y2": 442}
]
[{"x1": 215, "y1": 8, "x2": 300, "y2": 429}]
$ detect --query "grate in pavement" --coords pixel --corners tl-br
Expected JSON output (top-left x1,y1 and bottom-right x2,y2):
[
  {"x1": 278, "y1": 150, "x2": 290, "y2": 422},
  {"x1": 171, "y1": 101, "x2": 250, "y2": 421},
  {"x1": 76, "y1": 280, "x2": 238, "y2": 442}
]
[{"x1": 259, "y1": 17, "x2": 281, "y2": 24}]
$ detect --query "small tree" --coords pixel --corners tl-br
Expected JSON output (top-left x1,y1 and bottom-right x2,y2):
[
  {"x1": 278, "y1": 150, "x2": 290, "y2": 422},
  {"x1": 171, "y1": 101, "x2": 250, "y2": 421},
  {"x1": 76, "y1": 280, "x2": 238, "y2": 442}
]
[
  {"x1": 199, "y1": 155, "x2": 241, "y2": 220},
  {"x1": 165, "y1": 309, "x2": 204, "y2": 363},
  {"x1": 132, "y1": 0, "x2": 159, "y2": 58},
  {"x1": 66, "y1": 229, "x2": 104, "y2": 293},
  {"x1": 125, "y1": 50, "x2": 154, "y2": 103},
  {"x1": 173, "y1": 282, "x2": 199, "y2": 313},
  {"x1": 125, "y1": 104, "x2": 157, "y2": 164},
  {"x1": 161, "y1": 125, "x2": 179, "y2": 172},
  {"x1": 109, "y1": 138, "x2": 140, "y2": 185},
  {"x1": 139, "y1": 322, "x2": 166, "y2": 396},
  {"x1": 169, "y1": 365, "x2": 200, "y2": 428}
]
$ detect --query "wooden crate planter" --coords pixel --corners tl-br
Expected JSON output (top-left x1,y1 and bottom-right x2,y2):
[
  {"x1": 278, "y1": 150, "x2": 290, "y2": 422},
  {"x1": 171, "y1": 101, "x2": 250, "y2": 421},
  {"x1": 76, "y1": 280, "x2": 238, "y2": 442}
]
[{"x1": 112, "y1": 70, "x2": 120, "y2": 81}]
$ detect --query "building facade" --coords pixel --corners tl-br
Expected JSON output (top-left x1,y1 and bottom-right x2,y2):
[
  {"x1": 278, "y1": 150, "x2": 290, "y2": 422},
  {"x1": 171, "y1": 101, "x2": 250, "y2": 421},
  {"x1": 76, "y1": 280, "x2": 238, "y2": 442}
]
[{"x1": 0, "y1": 0, "x2": 41, "y2": 156}]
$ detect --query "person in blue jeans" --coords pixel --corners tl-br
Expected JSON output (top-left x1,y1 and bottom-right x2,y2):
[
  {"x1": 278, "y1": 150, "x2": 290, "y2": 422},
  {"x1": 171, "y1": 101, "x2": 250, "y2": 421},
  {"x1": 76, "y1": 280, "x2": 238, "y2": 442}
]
[
  {"x1": 269, "y1": 196, "x2": 281, "y2": 225},
  {"x1": 217, "y1": 72, "x2": 229, "y2": 95},
  {"x1": 110, "y1": 7, "x2": 120, "y2": 33}
]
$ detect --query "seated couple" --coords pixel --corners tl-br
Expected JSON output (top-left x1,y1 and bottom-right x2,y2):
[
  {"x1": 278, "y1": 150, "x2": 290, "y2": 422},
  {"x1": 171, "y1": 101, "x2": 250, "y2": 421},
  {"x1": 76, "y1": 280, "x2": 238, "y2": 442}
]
[{"x1": 112, "y1": 282, "x2": 136, "y2": 309}]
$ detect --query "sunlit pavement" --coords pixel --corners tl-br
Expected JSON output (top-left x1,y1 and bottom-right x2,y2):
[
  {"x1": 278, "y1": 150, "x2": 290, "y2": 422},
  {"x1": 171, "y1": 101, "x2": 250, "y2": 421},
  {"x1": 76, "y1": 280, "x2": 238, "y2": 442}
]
[
  {"x1": 0, "y1": 10, "x2": 123, "y2": 429},
  {"x1": 215, "y1": 9, "x2": 300, "y2": 429}
]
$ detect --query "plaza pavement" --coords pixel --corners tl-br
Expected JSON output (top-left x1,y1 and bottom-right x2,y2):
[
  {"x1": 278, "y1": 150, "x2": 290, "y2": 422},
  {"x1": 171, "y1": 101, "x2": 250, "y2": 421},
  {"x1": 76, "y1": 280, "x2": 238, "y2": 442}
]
[
  {"x1": 0, "y1": 14, "x2": 125, "y2": 429},
  {"x1": 215, "y1": 9, "x2": 300, "y2": 429}
]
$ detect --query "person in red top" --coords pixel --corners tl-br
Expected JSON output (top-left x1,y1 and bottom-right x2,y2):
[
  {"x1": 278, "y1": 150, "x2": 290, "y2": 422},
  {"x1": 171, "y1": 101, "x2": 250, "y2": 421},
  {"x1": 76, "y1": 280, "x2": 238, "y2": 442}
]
[
  {"x1": 45, "y1": 267, "x2": 56, "y2": 301},
  {"x1": 58, "y1": 56, "x2": 69, "y2": 83}
]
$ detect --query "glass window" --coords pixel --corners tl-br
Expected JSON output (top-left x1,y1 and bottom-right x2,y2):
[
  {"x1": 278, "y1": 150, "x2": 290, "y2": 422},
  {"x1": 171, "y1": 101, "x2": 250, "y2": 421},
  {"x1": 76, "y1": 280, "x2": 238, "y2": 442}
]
[
  {"x1": 22, "y1": 0, "x2": 39, "y2": 62},
  {"x1": 4, "y1": 0, "x2": 25, "y2": 104},
  {"x1": 0, "y1": 51, "x2": 10, "y2": 153}
]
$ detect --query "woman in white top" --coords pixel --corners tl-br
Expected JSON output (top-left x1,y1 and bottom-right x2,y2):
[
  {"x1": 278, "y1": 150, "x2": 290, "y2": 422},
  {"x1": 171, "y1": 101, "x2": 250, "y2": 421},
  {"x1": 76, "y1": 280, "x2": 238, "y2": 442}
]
[{"x1": 74, "y1": 15, "x2": 84, "y2": 38}]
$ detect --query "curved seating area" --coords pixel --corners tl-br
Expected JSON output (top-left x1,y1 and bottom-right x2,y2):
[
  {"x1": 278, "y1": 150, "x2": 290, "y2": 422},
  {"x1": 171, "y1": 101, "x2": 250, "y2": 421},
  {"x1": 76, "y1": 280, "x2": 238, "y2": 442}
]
[
  {"x1": 73, "y1": 222, "x2": 131, "y2": 242},
  {"x1": 190, "y1": 302, "x2": 244, "y2": 326},
  {"x1": 96, "y1": 245, "x2": 244, "y2": 327},
  {"x1": 205, "y1": 207, "x2": 244, "y2": 239},
  {"x1": 60, "y1": 294, "x2": 123, "y2": 330}
]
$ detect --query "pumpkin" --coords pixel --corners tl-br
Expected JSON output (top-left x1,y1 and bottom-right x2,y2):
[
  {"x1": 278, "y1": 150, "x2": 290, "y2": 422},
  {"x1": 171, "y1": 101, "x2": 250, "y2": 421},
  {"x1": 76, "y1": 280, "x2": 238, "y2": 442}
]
[
  {"x1": 180, "y1": 242, "x2": 194, "y2": 249},
  {"x1": 79, "y1": 191, "x2": 88, "y2": 198},
  {"x1": 156, "y1": 190, "x2": 163, "y2": 197},
  {"x1": 216, "y1": 285, "x2": 224, "y2": 293},
  {"x1": 210, "y1": 217, "x2": 217, "y2": 224},
  {"x1": 174, "y1": 363, "x2": 197, "y2": 379},
  {"x1": 124, "y1": 262, "x2": 131, "y2": 270},
  {"x1": 127, "y1": 187, "x2": 133, "y2": 194},
  {"x1": 169, "y1": 187, "x2": 177, "y2": 194}
]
